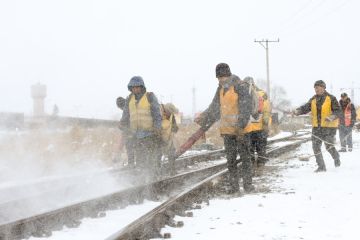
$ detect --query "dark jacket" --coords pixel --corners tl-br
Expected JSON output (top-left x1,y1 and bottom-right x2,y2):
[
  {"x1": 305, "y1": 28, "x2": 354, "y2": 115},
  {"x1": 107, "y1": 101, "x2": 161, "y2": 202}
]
[
  {"x1": 297, "y1": 91, "x2": 341, "y2": 127},
  {"x1": 120, "y1": 90, "x2": 162, "y2": 138},
  {"x1": 197, "y1": 75, "x2": 252, "y2": 132},
  {"x1": 339, "y1": 98, "x2": 357, "y2": 127}
]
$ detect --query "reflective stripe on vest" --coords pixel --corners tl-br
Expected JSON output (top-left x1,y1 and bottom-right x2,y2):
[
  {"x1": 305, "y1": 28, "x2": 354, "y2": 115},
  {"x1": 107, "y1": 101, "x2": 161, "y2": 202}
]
[
  {"x1": 219, "y1": 86, "x2": 240, "y2": 135},
  {"x1": 311, "y1": 95, "x2": 339, "y2": 128},
  {"x1": 344, "y1": 104, "x2": 352, "y2": 127},
  {"x1": 129, "y1": 93, "x2": 153, "y2": 131}
]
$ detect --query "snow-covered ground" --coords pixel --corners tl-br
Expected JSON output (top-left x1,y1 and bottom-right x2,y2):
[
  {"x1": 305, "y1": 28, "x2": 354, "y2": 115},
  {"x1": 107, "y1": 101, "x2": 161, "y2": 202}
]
[
  {"x1": 24, "y1": 130, "x2": 360, "y2": 240},
  {"x1": 161, "y1": 131, "x2": 360, "y2": 240},
  {"x1": 28, "y1": 200, "x2": 161, "y2": 240},
  {"x1": 268, "y1": 130, "x2": 294, "y2": 141}
]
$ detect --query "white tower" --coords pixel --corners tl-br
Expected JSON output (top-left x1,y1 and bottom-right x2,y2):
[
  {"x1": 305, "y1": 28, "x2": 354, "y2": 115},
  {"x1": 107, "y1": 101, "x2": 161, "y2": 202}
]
[{"x1": 31, "y1": 83, "x2": 47, "y2": 117}]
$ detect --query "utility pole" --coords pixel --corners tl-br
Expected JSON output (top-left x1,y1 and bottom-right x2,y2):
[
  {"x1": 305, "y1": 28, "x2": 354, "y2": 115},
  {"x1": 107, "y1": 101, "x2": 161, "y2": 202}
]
[{"x1": 254, "y1": 38, "x2": 280, "y2": 102}]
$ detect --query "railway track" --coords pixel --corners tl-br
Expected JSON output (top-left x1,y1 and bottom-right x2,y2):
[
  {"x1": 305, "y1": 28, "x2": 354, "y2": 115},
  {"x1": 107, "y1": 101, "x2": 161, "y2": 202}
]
[
  {"x1": 106, "y1": 137, "x2": 310, "y2": 240},
  {"x1": 0, "y1": 132, "x2": 311, "y2": 240}
]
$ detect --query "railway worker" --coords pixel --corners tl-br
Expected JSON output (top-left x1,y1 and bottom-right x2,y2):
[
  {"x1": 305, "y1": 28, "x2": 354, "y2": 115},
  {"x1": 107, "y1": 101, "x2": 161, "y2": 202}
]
[
  {"x1": 338, "y1": 92, "x2": 357, "y2": 152},
  {"x1": 160, "y1": 103, "x2": 179, "y2": 174},
  {"x1": 293, "y1": 80, "x2": 341, "y2": 172},
  {"x1": 195, "y1": 63, "x2": 255, "y2": 194},
  {"x1": 119, "y1": 76, "x2": 163, "y2": 181},
  {"x1": 243, "y1": 77, "x2": 272, "y2": 168},
  {"x1": 116, "y1": 96, "x2": 136, "y2": 168}
]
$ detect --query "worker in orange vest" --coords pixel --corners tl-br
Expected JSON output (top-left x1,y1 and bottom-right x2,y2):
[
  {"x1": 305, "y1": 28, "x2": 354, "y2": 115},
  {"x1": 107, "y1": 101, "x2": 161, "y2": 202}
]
[
  {"x1": 338, "y1": 92, "x2": 357, "y2": 152},
  {"x1": 195, "y1": 63, "x2": 255, "y2": 194},
  {"x1": 243, "y1": 77, "x2": 271, "y2": 167}
]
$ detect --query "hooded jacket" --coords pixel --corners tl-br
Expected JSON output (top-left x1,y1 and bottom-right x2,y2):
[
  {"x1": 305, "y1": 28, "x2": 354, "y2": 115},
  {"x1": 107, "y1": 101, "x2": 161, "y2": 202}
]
[
  {"x1": 196, "y1": 75, "x2": 252, "y2": 133},
  {"x1": 120, "y1": 87, "x2": 162, "y2": 139}
]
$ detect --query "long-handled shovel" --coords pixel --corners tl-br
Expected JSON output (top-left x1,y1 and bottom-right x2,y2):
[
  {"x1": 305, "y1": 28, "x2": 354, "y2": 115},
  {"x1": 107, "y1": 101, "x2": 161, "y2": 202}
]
[{"x1": 168, "y1": 128, "x2": 206, "y2": 175}]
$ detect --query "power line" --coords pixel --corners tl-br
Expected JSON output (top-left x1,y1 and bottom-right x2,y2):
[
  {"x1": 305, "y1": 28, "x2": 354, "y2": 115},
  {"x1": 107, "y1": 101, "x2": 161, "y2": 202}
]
[
  {"x1": 258, "y1": 0, "x2": 353, "y2": 39},
  {"x1": 279, "y1": 0, "x2": 353, "y2": 38}
]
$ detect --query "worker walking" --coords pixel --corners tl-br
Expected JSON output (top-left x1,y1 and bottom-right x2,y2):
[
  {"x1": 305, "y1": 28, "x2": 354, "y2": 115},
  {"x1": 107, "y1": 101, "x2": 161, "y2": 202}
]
[
  {"x1": 293, "y1": 80, "x2": 341, "y2": 172},
  {"x1": 195, "y1": 63, "x2": 255, "y2": 194},
  {"x1": 119, "y1": 76, "x2": 163, "y2": 181},
  {"x1": 338, "y1": 92, "x2": 357, "y2": 152}
]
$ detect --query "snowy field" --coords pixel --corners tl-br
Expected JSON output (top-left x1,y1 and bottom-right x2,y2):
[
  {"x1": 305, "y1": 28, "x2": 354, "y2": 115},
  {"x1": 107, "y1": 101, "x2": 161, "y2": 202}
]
[{"x1": 25, "y1": 130, "x2": 360, "y2": 240}]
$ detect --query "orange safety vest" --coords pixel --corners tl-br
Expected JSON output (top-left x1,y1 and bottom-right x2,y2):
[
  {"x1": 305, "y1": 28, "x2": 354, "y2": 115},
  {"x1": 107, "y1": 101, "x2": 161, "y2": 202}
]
[
  {"x1": 344, "y1": 103, "x2": 352, "y2": 127},
  {"x1": 311, "y1": 95, "x2": 339, "y2": 128},
  {"x1": 219, "y1": 86, "x2": 240, "y2": 135},
  {"x1": 244, "y1": 90, "x2": 271, "y2": 133}
]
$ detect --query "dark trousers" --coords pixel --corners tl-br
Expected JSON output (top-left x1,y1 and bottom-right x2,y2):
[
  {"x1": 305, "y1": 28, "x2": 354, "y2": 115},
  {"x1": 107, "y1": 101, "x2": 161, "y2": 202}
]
[
  {"x1": 312, "y1": 127, "x2": 340, "y2": 168},
  {"x1": 339, "y1": 125, "x2": 353, "y2": 150},
  {"x1": 223, "y1": 134, "x2": 253, "y2": 191},
  {"x1": 249, "y1": 130, "x2": 268, "y2": 165},
  {"x1": 134, "y1": 135, "x2": 161, "y2": 181}
]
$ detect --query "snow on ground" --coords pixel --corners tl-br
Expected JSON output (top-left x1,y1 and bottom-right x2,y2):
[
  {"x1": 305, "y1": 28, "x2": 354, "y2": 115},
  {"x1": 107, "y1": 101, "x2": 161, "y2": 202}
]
[
  {"x1": 161, "y1": 131, "x2": 360, "y2": 240},
  {"x1": 28, "y1": 200, "x2": 161, "y2": 240},
  {"x1": 23, "y1": 130, "x2": 360, "y2": 239},
  {"x1": 268, "y1": 131, "x2": 294, "y2": 141}
]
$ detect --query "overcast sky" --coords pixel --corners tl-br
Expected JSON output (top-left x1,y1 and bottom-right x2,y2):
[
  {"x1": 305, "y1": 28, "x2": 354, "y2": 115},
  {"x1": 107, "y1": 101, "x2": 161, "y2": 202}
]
[{"x1": 0, "y1": 0, "x2": 359, "y2": 119}]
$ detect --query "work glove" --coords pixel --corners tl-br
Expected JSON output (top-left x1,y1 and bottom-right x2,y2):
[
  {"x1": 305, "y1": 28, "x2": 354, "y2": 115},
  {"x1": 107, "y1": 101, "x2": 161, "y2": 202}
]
[
  {"x1": 325, "y1": 115, "x2": 337, "y2": 122},
  {"x1": 252, "y1": 112, "x2": 260, "y2": 121},
  {"x1": 116, "y1": 96, "x2": 126, "y2": 110},
  {"x1": 250, "y1": 113, "x2": 262, "y2": 123},
  {"x1": 194, "y1": 114, "x2": 203, "y2": 125},
  {"x1": 292, "y1": 109, "x2": 301, "y2": 116}
]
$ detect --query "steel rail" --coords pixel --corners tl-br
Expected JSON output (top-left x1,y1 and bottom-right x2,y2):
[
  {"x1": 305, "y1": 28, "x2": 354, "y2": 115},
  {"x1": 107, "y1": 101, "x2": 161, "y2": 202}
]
[
  {"x1": 0, "y1": 134, "x2": 311, "y2": 240},
  {"x1": 105, "y1": 137, "x2": 311, "y2": 240}
]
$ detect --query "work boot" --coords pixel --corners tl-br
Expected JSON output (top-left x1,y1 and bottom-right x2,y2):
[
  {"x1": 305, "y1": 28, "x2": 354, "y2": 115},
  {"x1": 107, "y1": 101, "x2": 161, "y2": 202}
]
[
  {"x1": 348, "y1": 148, "x2": 352, "y2": 152},
  {"x1": 338, "y1": 149, "x2": 346, "y2": 152},
  {"x1": 335, "y1": 159, "x2": 341, "y2": 167},
  {"x1": 243, "y1": 184, "x2": 255, "y2": 193},
  {"x1": 314, "y1": 166, "x2": 326, "y2": 172},
  {"x1": 227, "y1": 185, "x2": 240, "y2": 195}
]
